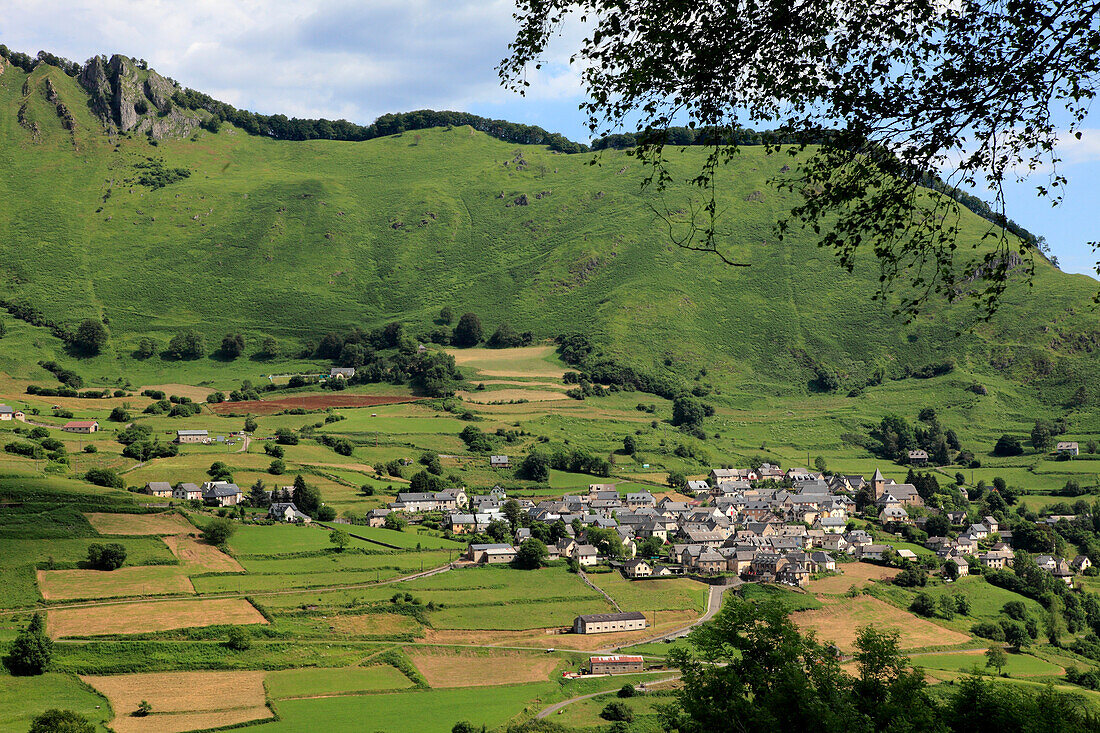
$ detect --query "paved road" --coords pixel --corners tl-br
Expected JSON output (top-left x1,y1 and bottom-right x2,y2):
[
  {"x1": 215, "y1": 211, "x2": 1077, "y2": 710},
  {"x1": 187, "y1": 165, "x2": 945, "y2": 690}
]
[
  {"x1": 536, "y1": 675, "x2": 681, "y2": 719},
  {"x1": 604, "y1": 582, "x2": 734, "y2": 652}
]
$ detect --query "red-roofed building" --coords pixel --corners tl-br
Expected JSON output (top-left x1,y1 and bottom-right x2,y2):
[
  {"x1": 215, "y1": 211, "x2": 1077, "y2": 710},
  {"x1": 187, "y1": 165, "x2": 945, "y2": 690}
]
[
  {"x1": 589, "y1": 655, "x2": 644, "y2": 674},
  {"x1": 62, "y1": 420, "x2": 99, "y2": 434}
]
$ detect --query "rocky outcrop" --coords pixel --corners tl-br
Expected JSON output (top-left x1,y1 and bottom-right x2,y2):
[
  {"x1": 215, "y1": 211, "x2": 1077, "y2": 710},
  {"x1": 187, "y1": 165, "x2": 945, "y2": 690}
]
[{"x1": 77, "y1": 54, "x2": 199, "y2": 139}]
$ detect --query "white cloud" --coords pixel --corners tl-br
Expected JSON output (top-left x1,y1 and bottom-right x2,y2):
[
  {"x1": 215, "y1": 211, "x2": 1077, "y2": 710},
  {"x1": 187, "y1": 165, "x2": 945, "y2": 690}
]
[{"x1": 0, "y1": 0, "x2": 585, "y2": 123}]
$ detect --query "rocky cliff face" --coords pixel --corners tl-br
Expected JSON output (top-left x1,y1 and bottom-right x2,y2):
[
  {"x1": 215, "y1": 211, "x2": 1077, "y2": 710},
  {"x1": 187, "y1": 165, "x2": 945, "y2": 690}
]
[{"x1": 77, "y1": 54, "x2": 200, "y2": 139}]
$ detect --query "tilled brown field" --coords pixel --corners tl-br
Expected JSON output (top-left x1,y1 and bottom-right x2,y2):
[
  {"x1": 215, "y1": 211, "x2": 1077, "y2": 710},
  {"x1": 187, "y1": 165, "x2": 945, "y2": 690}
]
[
  {"x1": 208, "y1": 393, "x2": 415, "y2": 415},
  {"x1": 81, "y1": 670, "x2": 271, "y2": 733}
]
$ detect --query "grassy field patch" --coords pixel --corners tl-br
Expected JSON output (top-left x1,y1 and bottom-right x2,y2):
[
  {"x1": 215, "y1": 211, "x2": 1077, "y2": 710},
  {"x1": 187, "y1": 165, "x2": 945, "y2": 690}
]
[
  {"x1": 265, "y1": 665, "x2": 414, "y2": 698},
  {"x1": 0, "y1": 673, "x2": 112, "y2": 733}
]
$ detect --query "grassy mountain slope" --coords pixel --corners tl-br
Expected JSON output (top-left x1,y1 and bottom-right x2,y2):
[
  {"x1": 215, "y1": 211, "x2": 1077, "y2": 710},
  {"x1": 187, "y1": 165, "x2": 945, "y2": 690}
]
[{"x1": 0, "y1": 60, "x2": 1097, "y2": 414}]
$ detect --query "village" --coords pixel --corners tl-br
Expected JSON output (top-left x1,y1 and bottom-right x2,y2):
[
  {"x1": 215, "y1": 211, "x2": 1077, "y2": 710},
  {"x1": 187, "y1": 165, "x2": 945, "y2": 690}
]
[{"x1": 132, "y1": 452, "x2": 1093, "y2": 626}]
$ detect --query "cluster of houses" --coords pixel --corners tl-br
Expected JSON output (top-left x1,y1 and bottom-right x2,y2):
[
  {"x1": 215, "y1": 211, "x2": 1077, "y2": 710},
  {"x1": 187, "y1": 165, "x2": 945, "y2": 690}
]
[
  {"x1": 0, "y1": 405, "x2": 25, "y2": 421},
  {"x1": 143, "y1": 480, "x2": 243, "y2": 505},
  {"x1": 372, "y1": 461, "x2": 1097, "y2": 594}
]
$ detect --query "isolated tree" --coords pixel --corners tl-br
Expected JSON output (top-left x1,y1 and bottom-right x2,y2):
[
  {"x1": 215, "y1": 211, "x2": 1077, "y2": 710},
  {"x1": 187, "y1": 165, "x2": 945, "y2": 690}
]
[
  {"x1": 502, "y1": 1, "x2": 1100, "y2": 316},
  {"x1": 244, "y1": 415, "x2": 258, "y2": 433},
  {"x1": 220, "y1": 333, "x2": 245, "y2": 359},
  {"x1": 86, "y1": 543, "x2": 127, "y2": 570},
  {"x1": 1030, "y1": 420, "x2": 1054, "y2": 452},
  {"x1": 202, "y1": 517, "x2": 235, "y2": 546},
  {"x1": 671, "y1": 395, "x2": 706, "y2": 427},
  {"x1": 502, "y1": 499, "x2": 524, "y2": 531},
  {"x1": 108, "y1": 406, "x2": 130, "y2": 422},
  {"x1": 28, "y1": 710, "x2": 93, "y2": 733},
  {"x1": 329, "y1": 528, "x2": 351, "y2": 551},
  {"x1": 4, "y1": 613, "x2": 52, "y2": 675},
  {"x1": 208, "y1": 461, "x2": 233, "y2": 482},
  {"x1": 519, "y1": 451, "x2": 550, "y2": 483},
  {"x1": 135, "y1": 700, "x2": 152, "y2": 717},
  {"x1": 513, "y1": 538, "x2": 549, "y2": 569},
  {"x1": 73, "y1": 318, "x2": 108, "y2": 355},
  {"x1": 135, "y1": 337, "x2": 157, "y2": 359},
  {"x1": 268, "y1": 459, "x2": 286, "y2": 475},
  {"x1": 985, "y1": 645, "x2": 1007, "y2": 675},
  {"x1": 993, "y1": 434, "x2": 1024, "y2": 457},
  {"x1": 258, "y1": 336, "x2": 280, "y2": 359},
  {"x1": 452, "y1": 312, "x2": 483, "y2": 347},
  {"x1": 623, "y1": 435, "x2": 638, "y2": 455}
]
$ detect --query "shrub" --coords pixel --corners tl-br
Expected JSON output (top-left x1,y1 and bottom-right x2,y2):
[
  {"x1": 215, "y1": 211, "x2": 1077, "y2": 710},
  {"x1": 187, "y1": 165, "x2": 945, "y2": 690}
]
[
  {"x1": 202, "y1": 518, "x2": 235, "y2": 546},
  {"x1": 225, "y1": 626, "x2": 251, "y2": 651},
  {"x1": 83, "y1": 467, "x2": 124, "y2": 489},
  {"x1": 971, "y1": 621, "x2": 1006, "y2": 641},
  {"x1": 601, "y1": 701, "x2": 634, "y2": 722},
  {"x1": 28, "y1": 709, "x2": 93, "y2": 733},
  {"x1": 618, "y1": 684, "x2": 636, "y2": 698},
  {"x1": 910, "y1": 592, "x2": 936, "y2": 617},
  {"x1": 993, "y1": 434, "x2": 1024, "y2": 457}
]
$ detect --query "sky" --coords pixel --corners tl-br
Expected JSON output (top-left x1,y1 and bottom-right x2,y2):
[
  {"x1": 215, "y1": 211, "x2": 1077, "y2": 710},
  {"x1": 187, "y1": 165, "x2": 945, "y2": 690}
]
[{"x1": 2, "y1": 0, "x2": 1096, "y2": 279}]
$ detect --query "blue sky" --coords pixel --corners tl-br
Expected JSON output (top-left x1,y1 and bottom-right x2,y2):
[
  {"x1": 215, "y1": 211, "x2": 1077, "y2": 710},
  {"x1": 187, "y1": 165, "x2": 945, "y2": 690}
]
[{"x1": 4, "y1": 0, "x2": 1095, "y2": 278}]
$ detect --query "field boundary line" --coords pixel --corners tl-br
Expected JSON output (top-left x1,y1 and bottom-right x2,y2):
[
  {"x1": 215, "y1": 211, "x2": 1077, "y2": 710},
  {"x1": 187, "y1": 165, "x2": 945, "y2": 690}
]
[{"x1": 578, "y1": 571, "x2": 622, "y2": 612}]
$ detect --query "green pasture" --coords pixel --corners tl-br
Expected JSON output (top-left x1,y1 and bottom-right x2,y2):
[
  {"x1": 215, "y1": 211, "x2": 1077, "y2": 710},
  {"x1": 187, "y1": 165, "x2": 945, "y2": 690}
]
[
  {"x1": 265, "y1": 665, "x2": 415, "y2": 698},
  {"x1": 0, "y1": 673, "x2": 112, "y2": 733}
]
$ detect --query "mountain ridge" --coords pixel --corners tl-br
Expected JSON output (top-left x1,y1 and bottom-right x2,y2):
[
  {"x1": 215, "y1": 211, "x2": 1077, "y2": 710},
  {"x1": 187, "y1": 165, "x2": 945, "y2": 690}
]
[{"x1": 0, "y1": 52, "x2": 1096, "y2": 420}]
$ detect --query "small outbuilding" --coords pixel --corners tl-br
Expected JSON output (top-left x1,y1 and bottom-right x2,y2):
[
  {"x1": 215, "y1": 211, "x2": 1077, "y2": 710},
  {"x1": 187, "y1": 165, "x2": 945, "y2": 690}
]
[{"x1": 589, "y1": 655, "x2": 644, "y2": 674}]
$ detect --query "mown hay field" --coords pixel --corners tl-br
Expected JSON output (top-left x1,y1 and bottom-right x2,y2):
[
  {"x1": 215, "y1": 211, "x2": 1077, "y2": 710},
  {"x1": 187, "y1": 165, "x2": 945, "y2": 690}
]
[
  {"x1": 164, "y1": 534, "x2": 244, "y2": 573},
  {"x1": 791, "y1": 595, "x2": 970, "y2": 652},
  {"x1": 407, "y1": 648, "x2": 561, "y2": 687},
  {"x1": 805, "y1": 562, "x2": 900, "y2": 595},
  {"x1": 81, "y1": 670, "x2": 271, "y2": 733},
  {"x1": 37, "y1": 565, "x2": 194, "y2": 601},
  {"x1": 447, "y1": 346, "x2": 567, "y2": 379},
  {"x1": 48, "y1": 598, "x2": 267, "y2": 638},
  {"x1": 83, "y1": 512, "x2": 195, "y2": 536}
]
